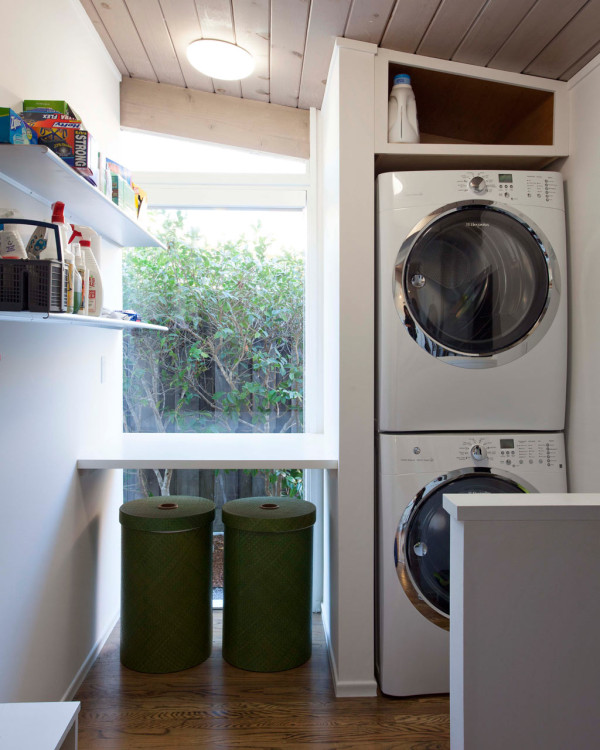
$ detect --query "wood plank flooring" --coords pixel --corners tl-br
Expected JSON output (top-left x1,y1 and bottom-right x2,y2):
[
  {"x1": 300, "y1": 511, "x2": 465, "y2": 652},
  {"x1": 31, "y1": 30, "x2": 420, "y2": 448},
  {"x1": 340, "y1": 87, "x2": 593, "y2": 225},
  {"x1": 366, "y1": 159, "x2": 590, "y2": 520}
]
[{"x1": 74, "y1": 614, "x2": 449, "y2": 749}]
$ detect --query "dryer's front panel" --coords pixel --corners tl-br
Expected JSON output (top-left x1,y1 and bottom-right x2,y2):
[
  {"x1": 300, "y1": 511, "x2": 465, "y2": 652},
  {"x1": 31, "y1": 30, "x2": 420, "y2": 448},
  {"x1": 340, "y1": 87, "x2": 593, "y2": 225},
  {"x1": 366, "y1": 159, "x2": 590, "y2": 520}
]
[
  {"x1": 401, "y1": 206, "x2": 549, "y2": 356},
  {"x1": 395, "y1": 203, "x2": 558, "y2": 366}
]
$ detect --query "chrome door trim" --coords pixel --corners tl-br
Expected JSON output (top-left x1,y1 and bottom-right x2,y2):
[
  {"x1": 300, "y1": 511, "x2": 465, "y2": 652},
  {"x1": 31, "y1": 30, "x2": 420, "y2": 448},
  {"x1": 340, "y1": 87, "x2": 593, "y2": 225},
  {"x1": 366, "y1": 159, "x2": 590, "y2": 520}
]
[
  {"x1": 394, "y1": 200, "x2": 561, "y2": 368},
  {"x1": 395, "y1": 466, "x2": 538, "y2": 629}
]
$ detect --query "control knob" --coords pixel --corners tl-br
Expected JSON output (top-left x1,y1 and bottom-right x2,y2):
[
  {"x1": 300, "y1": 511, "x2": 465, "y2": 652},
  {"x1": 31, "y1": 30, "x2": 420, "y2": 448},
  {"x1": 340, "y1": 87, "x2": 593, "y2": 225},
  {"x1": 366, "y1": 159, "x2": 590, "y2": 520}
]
[
  {"x1": 469, "y1": 176, "x2": 487, "y2": 194},
  {"x1": 470, "y1": 444, "x2": 487, "y2": 461}
]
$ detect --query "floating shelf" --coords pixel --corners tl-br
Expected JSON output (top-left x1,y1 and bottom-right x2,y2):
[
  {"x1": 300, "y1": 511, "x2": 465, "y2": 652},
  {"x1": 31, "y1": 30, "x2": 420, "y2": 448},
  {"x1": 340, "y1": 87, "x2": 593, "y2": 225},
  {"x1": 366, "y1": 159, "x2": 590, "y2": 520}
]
[
  {"x1": 78, "y1": 432, "x2": 338, "y2": 469},
  {"x1": 0, "y1": 311, "x2": 168, "y2": 331},
  {"x1": 0, "y1": 144, "x2": 163, "y2": 248}
]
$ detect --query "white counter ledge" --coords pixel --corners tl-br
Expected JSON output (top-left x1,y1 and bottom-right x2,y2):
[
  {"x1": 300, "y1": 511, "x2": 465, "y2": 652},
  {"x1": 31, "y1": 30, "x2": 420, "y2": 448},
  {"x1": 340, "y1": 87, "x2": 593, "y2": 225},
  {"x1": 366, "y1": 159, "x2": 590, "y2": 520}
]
[
  {"x1": 443, "y1": 491, "x2": 600, "y2": 521},
  {"x1": 78, "y1": 432, "x2": 338, "y2": 470},
  {"x1": 443, "y1": 492, "x2": 600, "y2": 750}
]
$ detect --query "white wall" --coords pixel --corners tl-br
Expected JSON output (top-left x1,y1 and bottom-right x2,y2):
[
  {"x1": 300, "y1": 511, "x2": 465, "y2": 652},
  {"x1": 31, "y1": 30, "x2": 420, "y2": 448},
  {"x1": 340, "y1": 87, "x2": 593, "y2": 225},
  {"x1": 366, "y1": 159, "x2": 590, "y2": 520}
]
[
  {"x1": 0, "y1": 0, "x2": 124, "y2": 701},
  {"x1": 559, "y1": 54, "x2": 600, "y2": 491},
  {"x1": 319, "y1": 41, "x2": 378, "y2": 697}
]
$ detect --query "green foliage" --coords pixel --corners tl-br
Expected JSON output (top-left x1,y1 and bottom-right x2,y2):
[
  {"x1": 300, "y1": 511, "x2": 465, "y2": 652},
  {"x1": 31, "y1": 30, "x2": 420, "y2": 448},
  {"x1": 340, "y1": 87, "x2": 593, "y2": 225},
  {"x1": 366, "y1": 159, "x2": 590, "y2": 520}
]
[{"x1": 122, "y1": 210, "x2": 304, "y2": 497}]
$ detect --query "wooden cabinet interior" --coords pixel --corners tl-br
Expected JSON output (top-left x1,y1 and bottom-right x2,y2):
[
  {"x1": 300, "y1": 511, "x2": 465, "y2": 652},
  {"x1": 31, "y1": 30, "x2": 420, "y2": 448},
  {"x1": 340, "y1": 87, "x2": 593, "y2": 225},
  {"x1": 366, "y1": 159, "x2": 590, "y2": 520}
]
[{"x1": 388, "y1": 63, "x2": 554, "y2": 147}]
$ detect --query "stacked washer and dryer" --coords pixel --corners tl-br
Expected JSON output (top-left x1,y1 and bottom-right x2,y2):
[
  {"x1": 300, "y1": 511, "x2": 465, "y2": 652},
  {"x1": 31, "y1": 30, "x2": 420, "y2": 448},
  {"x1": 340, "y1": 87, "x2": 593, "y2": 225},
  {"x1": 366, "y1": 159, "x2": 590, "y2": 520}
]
[{"x1": 375, "y1": 170, "x2": 569, "y2": 697}]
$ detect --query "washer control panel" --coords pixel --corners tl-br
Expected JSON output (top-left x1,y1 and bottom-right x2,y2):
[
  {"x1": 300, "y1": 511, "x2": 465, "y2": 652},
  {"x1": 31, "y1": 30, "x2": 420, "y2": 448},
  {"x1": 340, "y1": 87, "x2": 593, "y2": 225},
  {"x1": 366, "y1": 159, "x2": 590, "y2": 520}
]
[
  {"x1": 380, "y1": 433, "x2": 566, "y2": 476},
  {"x1": 456, "y1": 171, "x2": 563, "y2": 207},
  {"x1": 455, "y1": 436, "x2": 565, "y2": 469}
]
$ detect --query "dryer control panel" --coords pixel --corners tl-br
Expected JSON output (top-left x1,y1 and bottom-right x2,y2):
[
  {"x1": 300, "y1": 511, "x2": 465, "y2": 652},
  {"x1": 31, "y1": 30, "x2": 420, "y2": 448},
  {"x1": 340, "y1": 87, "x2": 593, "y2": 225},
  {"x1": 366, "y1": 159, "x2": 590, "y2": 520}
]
[{"x1": 456, "y1": 171, "x2": 563, "y2": 208}]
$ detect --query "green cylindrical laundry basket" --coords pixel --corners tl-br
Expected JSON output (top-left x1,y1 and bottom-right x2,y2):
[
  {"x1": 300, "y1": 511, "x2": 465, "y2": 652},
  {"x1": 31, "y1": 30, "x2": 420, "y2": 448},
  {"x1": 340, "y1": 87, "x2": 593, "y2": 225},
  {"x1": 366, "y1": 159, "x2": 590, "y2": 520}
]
[
  {"x1": 119, "y1": 496, "x2": 216, "y2": 673},
  {"x1": 222, "y1": 497, "x2": 317, "y2": 672}
]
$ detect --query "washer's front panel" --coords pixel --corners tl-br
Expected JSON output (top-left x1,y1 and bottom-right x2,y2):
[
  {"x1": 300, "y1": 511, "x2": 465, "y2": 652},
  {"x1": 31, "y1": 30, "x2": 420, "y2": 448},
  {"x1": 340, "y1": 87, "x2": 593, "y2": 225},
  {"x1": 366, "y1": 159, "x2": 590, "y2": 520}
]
[{"x1": 376, "y1": 432, "x2": 567, "y2": 697}]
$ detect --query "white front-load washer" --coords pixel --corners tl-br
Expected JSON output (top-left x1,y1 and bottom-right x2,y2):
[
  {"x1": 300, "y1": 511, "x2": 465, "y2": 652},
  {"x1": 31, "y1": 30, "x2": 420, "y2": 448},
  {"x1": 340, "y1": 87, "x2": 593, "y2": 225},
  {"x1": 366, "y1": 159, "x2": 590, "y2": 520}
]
[
  {"x1": 377, "y1": 170, "x2": 567, "y2": 433},
  {"x1": 376, "y1": 431, "x2": 567, "y2": 697}
]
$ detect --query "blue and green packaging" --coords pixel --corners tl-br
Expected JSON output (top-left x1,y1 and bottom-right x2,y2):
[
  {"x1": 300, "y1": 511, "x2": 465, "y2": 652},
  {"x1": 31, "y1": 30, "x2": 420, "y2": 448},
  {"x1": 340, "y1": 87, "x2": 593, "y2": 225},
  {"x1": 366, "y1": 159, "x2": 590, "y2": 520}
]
[{"x1": 0, "y1": 108, "x2": 38, "y2": 145}]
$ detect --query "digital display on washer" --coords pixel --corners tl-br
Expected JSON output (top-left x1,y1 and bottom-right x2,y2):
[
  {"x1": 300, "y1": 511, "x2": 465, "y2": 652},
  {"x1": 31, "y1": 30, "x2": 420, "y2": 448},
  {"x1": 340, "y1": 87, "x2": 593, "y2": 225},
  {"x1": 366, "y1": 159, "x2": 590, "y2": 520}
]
[
  {"x1": 500, "y1": 439, "x2": 515, "y2": 449},
  {"x1": 499, "y1": 174, "x2": 513, "y2": 183}
]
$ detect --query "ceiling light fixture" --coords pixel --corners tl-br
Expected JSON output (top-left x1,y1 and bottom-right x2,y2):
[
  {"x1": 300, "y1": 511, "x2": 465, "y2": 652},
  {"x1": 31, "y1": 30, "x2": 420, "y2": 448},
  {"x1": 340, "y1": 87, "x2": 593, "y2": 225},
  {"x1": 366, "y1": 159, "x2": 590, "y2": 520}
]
[{"x1": 186, "y1": 39, "x2": 254, "y2": 81}]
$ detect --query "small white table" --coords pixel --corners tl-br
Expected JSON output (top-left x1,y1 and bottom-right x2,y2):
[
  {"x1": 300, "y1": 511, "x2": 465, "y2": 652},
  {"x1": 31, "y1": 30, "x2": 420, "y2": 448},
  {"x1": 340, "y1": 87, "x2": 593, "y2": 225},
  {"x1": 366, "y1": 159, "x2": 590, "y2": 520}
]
[
  {"x1": 443, "y1": 493, "x2": 600, "y2": 750},
  {"x1": 0, "y1": 702, "x2": 80, "y2": 750}
]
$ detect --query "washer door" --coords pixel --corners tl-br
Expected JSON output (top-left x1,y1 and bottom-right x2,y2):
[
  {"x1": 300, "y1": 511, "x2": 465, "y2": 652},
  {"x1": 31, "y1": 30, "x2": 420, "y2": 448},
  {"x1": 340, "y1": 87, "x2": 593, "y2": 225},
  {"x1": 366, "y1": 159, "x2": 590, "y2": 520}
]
[
  {"x1": 394, "y1": 202, "x2": 560, "y2": 367},
  {"x1": 395, "y1": 468, "x2": 535, "y2": 630}
]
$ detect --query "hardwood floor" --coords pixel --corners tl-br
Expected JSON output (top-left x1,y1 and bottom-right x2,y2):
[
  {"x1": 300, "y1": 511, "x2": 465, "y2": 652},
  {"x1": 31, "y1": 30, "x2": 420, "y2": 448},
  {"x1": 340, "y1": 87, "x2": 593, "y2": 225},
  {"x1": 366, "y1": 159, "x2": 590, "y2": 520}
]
[{"x1": 74, "y1": 613, "x2": 450, "y2": 749}]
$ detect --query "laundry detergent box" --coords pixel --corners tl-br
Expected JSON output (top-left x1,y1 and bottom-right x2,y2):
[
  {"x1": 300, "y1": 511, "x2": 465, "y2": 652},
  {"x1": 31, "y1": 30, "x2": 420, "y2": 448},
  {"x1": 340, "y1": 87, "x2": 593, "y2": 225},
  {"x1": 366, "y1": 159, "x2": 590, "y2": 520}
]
[
  {"x1": 22, "y1": 99, "x2": 80, "y2": 120},
  {"x1": 0, "y1": 108, "x2": 38, "y2": 144},
  {"x1": 24, "y1": 116, "x2": 95, "y2": 178}
]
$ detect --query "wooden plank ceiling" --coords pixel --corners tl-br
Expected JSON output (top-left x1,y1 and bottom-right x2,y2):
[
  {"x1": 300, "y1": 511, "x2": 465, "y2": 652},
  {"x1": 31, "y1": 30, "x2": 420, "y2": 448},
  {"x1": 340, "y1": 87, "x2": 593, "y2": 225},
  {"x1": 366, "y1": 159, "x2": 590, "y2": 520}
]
[{"x1": 81, "y1": 0, "x2": 600, "y2": 110}]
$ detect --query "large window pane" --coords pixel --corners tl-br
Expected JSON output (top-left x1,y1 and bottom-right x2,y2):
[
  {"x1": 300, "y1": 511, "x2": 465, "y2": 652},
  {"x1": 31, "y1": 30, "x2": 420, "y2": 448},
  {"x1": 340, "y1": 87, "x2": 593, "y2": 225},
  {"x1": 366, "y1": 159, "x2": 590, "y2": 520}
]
[{"x1": 123, "y1": 207, "x2": 305, "y2": 435}]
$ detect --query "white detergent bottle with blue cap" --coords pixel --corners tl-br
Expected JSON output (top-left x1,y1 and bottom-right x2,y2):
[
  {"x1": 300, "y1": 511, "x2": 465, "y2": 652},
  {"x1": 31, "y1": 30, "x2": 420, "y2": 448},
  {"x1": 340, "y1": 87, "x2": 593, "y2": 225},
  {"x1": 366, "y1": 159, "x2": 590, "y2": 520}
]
[{"x1": 388, "y1": 73, "x2": 419, "y2": 143}]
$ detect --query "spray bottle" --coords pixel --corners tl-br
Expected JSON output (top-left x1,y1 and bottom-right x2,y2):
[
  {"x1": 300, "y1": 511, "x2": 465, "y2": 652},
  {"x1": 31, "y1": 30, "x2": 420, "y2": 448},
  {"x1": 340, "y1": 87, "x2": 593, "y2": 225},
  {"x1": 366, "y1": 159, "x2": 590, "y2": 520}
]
[
  {"x1": 74, "y1": 241, "x2": 88, "y2": 315},
  {"x1": 74, "y1": 228, "x2": 103, "y2": 317},
  {"x1": 49, "y1": 201, "x2": 73, "y2": 261}
]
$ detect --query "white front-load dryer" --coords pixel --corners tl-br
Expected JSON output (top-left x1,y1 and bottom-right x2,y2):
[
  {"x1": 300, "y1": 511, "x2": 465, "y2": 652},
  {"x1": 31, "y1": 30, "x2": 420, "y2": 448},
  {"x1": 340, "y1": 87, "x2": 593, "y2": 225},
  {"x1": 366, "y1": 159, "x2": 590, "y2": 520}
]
[
  {"x1": 377, "y1": 170, "x2": 567, "y2": 432},
  {"x1": 376, "y1": 431, "x2": 567, "y2": 697}
]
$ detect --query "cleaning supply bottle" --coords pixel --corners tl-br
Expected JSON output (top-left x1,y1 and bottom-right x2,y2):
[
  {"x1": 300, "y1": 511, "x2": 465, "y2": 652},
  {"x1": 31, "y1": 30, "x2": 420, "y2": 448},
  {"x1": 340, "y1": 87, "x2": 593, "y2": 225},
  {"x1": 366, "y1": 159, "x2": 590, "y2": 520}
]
[
  {"x1": 48, "y1": 201, "x2": 73, "y2": 261},
  {"x1": 388, "y1": 74, "x2": 420, "y2": 144},
  {"x1": 79, "y1": 237, "x2": 102, "y2": 316},
  {"x1": 0, "y1": 209, "x2": 27, "y2": 259},
  {"x1": 73, "y1": 225, "x2": 103, "y2": 316},
  {"x1": 74, "y1": 241, "x2": 89, "y2": 315},
  {"x1": 0, "y1": 229, "x2": 27, "y2": 259},
  {"x1": 64, "y1": 239, "x2": 81, "y2": 314}
]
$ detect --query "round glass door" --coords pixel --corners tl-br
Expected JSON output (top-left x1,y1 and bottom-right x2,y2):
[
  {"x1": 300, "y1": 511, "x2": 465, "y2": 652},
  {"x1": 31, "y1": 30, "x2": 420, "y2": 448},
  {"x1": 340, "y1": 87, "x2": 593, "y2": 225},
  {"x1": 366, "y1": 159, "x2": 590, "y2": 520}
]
[
  {"x1": 396, "y1": 204, "x2": 555, "y2": 360},
  {"x1": 396, "y1": 469, "x2": 530, "y2": 629}
]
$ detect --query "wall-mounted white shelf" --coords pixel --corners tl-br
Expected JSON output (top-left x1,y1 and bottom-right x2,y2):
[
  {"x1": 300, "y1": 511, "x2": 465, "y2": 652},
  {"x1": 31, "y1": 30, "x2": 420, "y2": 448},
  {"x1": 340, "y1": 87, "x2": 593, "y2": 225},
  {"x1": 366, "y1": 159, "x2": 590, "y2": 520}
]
[
  {"x1": 78, "y1": 432, "x2": 338, "y2": 469},
  {"x1": 0, "y1": 144, "x2": 163, "y2": 248},
  {"x1": 0, "y1": 311, "x2": 168, "y2": 331}
]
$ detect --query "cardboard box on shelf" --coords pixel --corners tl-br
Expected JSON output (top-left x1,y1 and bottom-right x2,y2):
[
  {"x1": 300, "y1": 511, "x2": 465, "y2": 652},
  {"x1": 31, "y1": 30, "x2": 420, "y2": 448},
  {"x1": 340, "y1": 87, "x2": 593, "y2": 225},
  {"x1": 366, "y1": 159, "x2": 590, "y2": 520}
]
[
  {"x1": 23, "y1": 116, "x2": 97, "y2": 181},
  {"x1": 22, "y1": 99, "x2": 80, "y2": 120},
  {"x1": 112, "y1": 173, "x2": 137, "y2": 217},
  {"x1": 106, "y1": 157, "x2": 132, "y2": 186},
  {"x1": 0, "y1": 108, "x2": 38, "y2": 144}
]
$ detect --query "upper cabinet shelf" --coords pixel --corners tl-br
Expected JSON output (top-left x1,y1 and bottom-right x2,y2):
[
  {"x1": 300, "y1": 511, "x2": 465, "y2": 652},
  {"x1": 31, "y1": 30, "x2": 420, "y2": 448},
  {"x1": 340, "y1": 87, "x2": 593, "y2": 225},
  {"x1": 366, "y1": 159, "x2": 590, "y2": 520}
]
[
  {"x1": 375, "y1": 50, "x2": 569, "y2": 171},
  {"x1": 0, "y1": 144, "x2": 163, "y2": 248}
]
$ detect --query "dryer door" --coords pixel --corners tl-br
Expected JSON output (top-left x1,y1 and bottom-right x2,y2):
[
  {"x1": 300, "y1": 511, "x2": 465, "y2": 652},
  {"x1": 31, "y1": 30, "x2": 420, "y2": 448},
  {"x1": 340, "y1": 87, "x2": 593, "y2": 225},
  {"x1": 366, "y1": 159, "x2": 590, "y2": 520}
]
[
  {"x1": 396, "y1": 468, "x2": 534, "y2": 629},
  {"x1": 395, "y1": 202, "x2": 560, "y2": 367}
]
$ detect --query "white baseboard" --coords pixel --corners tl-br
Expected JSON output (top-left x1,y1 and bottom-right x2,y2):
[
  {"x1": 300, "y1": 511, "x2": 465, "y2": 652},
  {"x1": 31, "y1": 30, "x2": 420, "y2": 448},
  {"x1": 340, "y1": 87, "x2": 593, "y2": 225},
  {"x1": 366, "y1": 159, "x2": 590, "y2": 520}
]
[
  {"x1": 320, "y1": 602, "x2": 378, "y2": 698},
  {"x1": 61, "y1": 609, "x2": 119, "y2": 701}
]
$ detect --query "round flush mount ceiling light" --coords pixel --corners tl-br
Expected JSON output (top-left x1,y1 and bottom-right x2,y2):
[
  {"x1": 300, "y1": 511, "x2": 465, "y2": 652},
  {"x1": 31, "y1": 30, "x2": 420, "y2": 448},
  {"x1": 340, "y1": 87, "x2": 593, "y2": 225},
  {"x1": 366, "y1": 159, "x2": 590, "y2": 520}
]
[{"x1": 186, "y1": 39, "x2": 254, "y2": 80}]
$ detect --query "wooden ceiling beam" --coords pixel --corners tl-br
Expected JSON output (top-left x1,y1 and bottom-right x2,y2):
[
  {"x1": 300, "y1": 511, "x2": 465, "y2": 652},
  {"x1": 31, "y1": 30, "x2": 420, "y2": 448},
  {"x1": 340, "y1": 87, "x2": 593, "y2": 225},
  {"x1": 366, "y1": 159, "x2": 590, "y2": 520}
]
[{"x1": 120, "y1": 78, "x2": 310, "y2": 159}]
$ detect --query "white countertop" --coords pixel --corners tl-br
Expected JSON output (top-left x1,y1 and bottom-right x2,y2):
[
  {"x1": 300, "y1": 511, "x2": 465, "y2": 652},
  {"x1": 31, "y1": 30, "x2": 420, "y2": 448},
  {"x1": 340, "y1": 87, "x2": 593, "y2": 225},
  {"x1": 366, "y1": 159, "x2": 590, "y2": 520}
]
[
  {"x1": 443, "y1": 492, "x2": 600, "y2": 521},
  {"x1": 78, "y1": 432, "x2": 338, "y2": 469}
]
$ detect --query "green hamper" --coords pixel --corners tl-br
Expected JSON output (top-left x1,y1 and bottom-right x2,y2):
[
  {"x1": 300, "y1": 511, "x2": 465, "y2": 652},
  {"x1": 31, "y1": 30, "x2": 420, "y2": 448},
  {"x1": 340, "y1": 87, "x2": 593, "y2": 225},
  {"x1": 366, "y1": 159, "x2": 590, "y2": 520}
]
[
  {"x1": 222, "y1": 497, "x2": 317, "y2": 672},
  {"x1": 119, "y1": 496, "x2": 216, "y2": 673}
]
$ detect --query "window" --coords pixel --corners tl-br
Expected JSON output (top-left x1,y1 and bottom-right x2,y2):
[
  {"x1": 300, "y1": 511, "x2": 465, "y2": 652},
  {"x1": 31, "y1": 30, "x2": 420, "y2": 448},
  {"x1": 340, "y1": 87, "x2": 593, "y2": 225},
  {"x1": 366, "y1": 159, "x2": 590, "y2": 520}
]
[{"x1": 118, "y1": 133, "x2": 320, "y2": 607}]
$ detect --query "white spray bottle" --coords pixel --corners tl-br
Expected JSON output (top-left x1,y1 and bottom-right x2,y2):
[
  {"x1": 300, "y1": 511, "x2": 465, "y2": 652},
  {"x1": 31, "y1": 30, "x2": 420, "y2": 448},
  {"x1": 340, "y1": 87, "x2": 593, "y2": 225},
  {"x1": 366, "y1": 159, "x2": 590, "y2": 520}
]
[{"x1": 74, "y1": 228, "x2": 103, "y2": 317}]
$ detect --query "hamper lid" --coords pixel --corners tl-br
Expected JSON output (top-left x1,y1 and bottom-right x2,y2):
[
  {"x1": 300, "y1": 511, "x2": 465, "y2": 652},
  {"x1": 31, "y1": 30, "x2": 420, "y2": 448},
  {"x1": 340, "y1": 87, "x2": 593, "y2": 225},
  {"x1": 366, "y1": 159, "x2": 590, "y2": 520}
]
[
  {"x1": 222, "y1": 497, "x2": 316, "y2": 532},
  {"x1": 119, "y1": 496, "x2": 216, "y2": 532}
]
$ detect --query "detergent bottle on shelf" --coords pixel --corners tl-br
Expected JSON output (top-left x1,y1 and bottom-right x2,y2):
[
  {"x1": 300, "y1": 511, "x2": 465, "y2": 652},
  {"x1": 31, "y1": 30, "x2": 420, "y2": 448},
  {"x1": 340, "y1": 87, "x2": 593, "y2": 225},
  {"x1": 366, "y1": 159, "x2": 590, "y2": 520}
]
[{"x1": 388, "y1": 74, "x2": 420, "y2": 144}]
